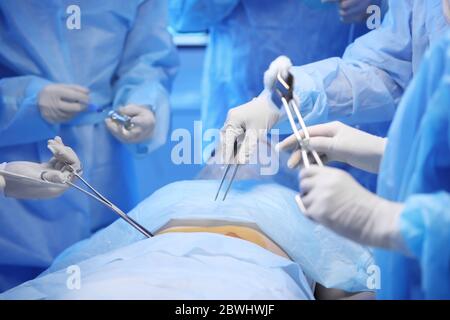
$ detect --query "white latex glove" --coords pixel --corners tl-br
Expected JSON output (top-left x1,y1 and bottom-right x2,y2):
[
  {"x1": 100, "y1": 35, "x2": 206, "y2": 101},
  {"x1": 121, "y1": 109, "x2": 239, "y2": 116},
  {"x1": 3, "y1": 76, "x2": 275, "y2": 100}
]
[
  {"x1": 277, "y1": 121, "x2": 387, "y2": 173},
  {"x1": 337, "y1": 0, "x2": 373, "y2": 23},
  {"x1": 105, "y1": 104, "x2": 155, "y2": 144},
  {"x1": 299, "y1": 165, "x2": 405, "y2": 250},
  {"x1": 217, "y1": 55, "x2": 292, "y2": 164},
  {"x1": 218, "y1": 91, "x2": 281, "y2": 164},
  {"x1": 38, "y1": 84, "x2": 90, "y2": 123},
  {"x1": 263, "y1": 55, "x2": 292, "y2": 91},
  {"x1": 1, "y1": 136, "x2": 81, "y2": 199}
]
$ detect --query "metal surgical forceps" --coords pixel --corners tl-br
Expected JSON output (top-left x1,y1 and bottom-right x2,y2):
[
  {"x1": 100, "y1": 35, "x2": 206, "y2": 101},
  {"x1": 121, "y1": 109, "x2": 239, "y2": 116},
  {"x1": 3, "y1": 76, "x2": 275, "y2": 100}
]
[
  {"x1": 214, "y1": 141, "x2": 240, "y2": 201},
  {"x1": 63, "y1": 165, "x2": 153, "y2": 238},
  {"x1": 274, "y1": 71, "x2": 323, "y2": 213}
]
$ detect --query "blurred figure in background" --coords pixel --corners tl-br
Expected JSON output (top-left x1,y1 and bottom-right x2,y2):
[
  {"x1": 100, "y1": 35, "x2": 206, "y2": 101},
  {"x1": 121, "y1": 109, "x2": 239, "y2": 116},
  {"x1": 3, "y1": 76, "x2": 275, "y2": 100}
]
[
  {"x1": 170, "y1": 0, "x2": 384, "y2": 133},
  {"x1": 0, "y1": 0, "x2": 178, "y2": 291}
]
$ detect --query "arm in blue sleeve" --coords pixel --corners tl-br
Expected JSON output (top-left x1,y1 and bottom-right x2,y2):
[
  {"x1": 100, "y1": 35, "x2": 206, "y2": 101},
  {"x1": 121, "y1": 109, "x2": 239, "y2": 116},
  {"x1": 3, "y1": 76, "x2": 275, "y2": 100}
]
[
  {"x1": 0, "y1": 75, "x2": 58, "y2": 147},
  {"x1": 399, "y1": 192, "x2": 450, "y2": 299},
  {"x1": 291, "y1": 0, "x2": 412, "y2": 125},
  {"x1": 112, "y1": 0, "x2": 179, "y2": 154},
  {"x1": 169, "y1": 0, "x2": 239, "y2": 32}
]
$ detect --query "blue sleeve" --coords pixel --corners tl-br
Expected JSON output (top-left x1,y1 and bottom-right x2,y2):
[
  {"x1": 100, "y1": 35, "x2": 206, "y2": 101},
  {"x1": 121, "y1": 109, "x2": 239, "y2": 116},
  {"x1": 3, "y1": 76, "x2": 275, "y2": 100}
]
[
  {"x1": 169, "y1": 0, "x2": 239, "y2": 32},
  {"x1": 291, "y1": 0, "x2": 412, "y2": 125},
  {"x1": 0, "y1": 75, "x2": 58, "y2": 147},
  {"x1": 400, "y1": 192, "x2": 450, "y2": 299},
  {"x1": 112, "y1": 0, "x2": 179, "y2": 154}
]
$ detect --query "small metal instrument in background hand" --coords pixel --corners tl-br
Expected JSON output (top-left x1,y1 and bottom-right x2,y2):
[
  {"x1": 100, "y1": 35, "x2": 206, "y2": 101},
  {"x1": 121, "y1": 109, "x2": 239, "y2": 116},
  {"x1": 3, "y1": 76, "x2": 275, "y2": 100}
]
[
  {"x1": 86, "y1": 104, "x2": 135, "y2": 131},
  {"x1": 108, "y1": 110, "x2": 135, "y2": 131},
  {"x1": 63, "y1": 164, "x2": 153, "y2": 238},
  {"x1": 274, "y1": 71, "x2": 323, "y2": 213},
  {"x1": 214, "y1": 141, "x2": 240, "y2": 201}
]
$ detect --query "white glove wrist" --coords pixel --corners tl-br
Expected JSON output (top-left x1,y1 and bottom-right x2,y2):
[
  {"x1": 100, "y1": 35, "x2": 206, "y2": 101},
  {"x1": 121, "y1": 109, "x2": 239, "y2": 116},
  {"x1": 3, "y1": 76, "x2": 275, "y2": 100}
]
[
  {"x1": 340, "y1": 134, "x2": 387, "y2": 173},
  {"x1": 259, "y1": 89, "x2": 284, "y2": 121},
  {"x1": 300, "y1": 166, "x2": 405, "y2": 251},
  {"x1": 369, "y1": 199, "x2": 406, "y2": 252},
  {"x1": 337, "y1": 186, "x2": 404, "y2": 250}
]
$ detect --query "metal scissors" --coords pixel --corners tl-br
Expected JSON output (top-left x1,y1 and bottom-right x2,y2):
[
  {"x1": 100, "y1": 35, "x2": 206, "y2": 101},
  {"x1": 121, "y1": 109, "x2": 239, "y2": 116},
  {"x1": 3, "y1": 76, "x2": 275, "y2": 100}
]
[
  {"x1": 274, "y1": 71, "x2": 323, "y2": 212},
  {"x1": 62, "y1": 164, "x2": 153, "y2": 238},
  {"x1": 214, "y1": 141, "x2": 240, "y2": 201}
]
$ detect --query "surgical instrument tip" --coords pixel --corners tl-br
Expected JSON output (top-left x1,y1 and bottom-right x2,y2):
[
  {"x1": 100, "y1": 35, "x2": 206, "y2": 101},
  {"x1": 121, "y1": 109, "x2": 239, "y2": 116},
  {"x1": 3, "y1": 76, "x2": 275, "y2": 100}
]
[
  {"x1": 222, "y1": 164, "x2": 239, "y2": 201},
  {"x1": 214, "y1": 141, "x2": 240, "y2": 201}
]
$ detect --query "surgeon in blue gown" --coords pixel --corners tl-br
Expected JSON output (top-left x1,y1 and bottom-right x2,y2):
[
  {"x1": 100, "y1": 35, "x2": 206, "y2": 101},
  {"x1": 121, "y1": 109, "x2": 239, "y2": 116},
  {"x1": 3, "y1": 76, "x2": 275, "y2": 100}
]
[
  {"x1": 0, "y1": 0, "x2": 178, "y2": 291},
  {"x1": 295, "y1": 25, "x2": 450, "y2": 300},
  {"x1": 275, "y1": 0, "x2": 450, "y2": 299},
  {"x1": 219, "y1": 0, "x2": 448, "y2": 190},
  {"x1": 170, "y1": 0, "x2": 387, "y2": 191}
]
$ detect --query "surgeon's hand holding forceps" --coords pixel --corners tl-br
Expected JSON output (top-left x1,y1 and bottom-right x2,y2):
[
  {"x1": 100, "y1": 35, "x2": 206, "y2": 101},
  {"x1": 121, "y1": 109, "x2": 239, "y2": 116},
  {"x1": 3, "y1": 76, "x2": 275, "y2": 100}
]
[
  {"x1": 62, "y1": 164, "x2": 154, "y2": 238},
  {"x1": 215, "y1": 69, "x2": 324, "y2": 206},
  {"x1": 274, "y1": 70, "x2": 323, "y2": 213}
]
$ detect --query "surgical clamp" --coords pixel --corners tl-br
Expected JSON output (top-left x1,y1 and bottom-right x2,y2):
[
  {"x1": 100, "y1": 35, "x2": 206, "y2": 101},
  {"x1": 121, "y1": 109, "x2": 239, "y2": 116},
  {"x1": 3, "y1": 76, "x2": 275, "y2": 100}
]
[
  {"x1": 274, "y1": 71, "x2": 323, "y2": 212},
  {"x1": 214, "y1": 141, "x2": 240, "y2": 201},
  {"x1": 63, "y1": 165, "x2": 153, "y2": 238}
]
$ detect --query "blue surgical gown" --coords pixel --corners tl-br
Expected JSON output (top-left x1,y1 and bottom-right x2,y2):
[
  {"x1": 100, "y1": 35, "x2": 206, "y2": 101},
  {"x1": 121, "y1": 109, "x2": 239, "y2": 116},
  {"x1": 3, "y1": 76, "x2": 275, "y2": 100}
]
[
  {"x1": 375, "y1": 30, "x2": 450, "y2": 299},
  {"x1": 0, "y1": 0, "x2": 178, "y2": 291},
  {"x1": 170, "y1": 0, "x2": 377, "y2": 134},
  {"x1": 288, "y1": 0, "x2": 448, "y2": 191},
  {"x1": 1, "y1": 233, "x2": 315, "y2": 300},
  {"x1": 291, "y1": 0, "x2": 447, "y2": 125},
  {"x1": 170, "y1": 0, "x2": 384, "y2": 191}
]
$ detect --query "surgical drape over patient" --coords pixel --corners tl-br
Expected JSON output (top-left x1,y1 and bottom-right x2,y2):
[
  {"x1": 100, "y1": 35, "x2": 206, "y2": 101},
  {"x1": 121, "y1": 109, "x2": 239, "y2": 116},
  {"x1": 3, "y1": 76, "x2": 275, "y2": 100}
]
[
  {"x1": 41, "y1": 180, "x2": 374, "y2": 292},
  {"x1": 1, "y1": 233, "x2": 315, "y2": 300}
]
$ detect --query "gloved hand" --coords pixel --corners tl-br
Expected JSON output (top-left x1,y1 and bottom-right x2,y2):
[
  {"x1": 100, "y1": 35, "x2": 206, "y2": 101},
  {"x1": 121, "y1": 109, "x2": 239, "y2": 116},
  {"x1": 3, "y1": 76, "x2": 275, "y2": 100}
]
[
  {"x1": 218, "y1": 91, "x2": 281, "y2": 164},
  {"x1": 1, "y1": 136, "x2": 82, "y2": 199},
  {"x1": 46, "y1": 136, "x2": 82, "y2": 178},
  {"x1": 277, "y1": 121, "x2": 386, "y2": 173},
  {"x1": 336, "y1": 0, "x2": 373, "y2": 23},
  {"x1": 217, "y1": 56, "x2": 291, "y2": 163},
  {"x1": 105, "y1": 104, "x2": 156, "y2": 144},
  {"x1": 299, "y1": 165, "x2": 405, "y2": 250},
  {"x1": 38, "y1": 84, "x2": 90, "y2": 123}
]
